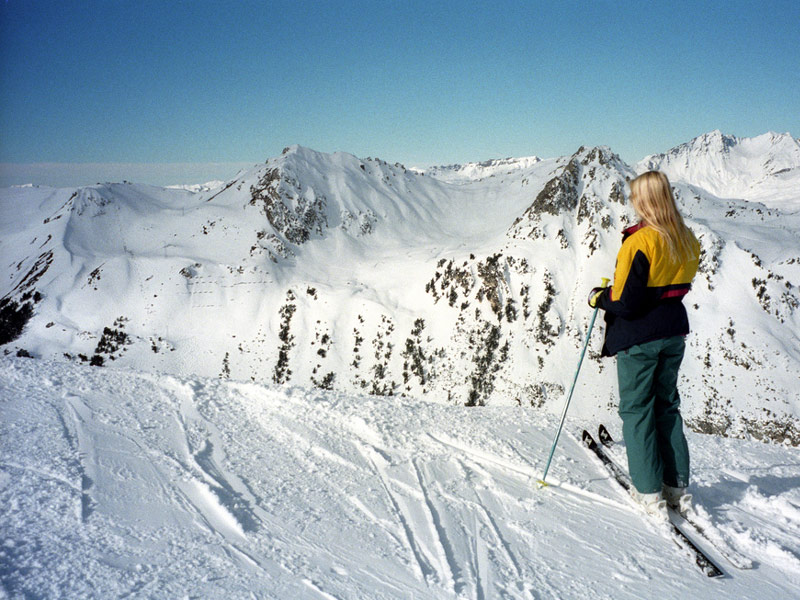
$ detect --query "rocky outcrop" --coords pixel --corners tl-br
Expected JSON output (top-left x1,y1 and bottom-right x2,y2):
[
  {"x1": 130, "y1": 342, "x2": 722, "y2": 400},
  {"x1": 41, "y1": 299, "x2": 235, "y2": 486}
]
[{"x1": 249, "y1": 167, "x2": 328, "y2": 246}]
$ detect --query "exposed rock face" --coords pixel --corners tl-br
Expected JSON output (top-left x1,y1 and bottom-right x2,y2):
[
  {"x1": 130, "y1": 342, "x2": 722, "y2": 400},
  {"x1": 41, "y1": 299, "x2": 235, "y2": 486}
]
[
  {"x1": 508, "y1": 146, "x2": 633, "y2": 241},
  {"x1": 249, "y1": 167, "x2": 328, "y2": 246},
  {"x1": 521, "y1": 157, "x2": 581, "y2": 219}
]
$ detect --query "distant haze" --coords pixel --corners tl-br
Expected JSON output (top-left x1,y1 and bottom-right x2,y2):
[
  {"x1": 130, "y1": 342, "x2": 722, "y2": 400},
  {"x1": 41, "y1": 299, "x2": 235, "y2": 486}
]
[{"x1": 0, "y1": 162, "x2": 256, "y2": 189}]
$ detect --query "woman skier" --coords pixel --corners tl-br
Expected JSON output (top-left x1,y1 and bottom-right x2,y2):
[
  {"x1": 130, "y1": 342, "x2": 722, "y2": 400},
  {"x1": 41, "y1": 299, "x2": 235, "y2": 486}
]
[{"x1": 588, "y1": 170, "x2": 701, "y2": 518}]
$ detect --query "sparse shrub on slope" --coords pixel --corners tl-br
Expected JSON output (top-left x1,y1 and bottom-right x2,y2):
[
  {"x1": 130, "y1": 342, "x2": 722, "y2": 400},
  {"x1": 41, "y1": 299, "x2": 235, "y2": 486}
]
[
  {"x1": 90, "y1": 317, "x2": 131, "y2": 366},
  {"x1": 0, "y1": 298, "x2": 34, "y2": 346},
  {"x1": 273, "y1": 291, "x2": 297, "y2": 384},
  {"x1": 402, "y1": 318, "x2": 429, "y2": 391},
  {"x1": 369, "y1": 315, "x2": 396, "y2": 397},
  {"x1": 465, "y1": 322, "x2": 509, "y2": 407}
]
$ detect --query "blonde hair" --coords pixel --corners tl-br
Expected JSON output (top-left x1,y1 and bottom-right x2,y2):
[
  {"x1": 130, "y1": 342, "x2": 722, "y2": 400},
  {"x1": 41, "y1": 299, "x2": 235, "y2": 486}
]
[{"x1": 629, "y1": 171, "x2": 695, "y2": 262}]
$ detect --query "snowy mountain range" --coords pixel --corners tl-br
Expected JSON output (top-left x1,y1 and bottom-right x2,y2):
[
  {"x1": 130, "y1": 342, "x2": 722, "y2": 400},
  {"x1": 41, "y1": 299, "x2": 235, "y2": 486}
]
[
  {"x1": 3, "y1": 131, "x2": 800, "y2": 598},
  {"x1": 637, "y1": 130, "x2": 800, "y2": 210},
  {"x1": 2, "y1": 131, "x2": 799, "y2": 445}
]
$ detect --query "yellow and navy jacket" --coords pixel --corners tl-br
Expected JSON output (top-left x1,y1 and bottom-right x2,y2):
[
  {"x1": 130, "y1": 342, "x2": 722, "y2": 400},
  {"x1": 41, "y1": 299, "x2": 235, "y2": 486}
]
[{"x1": 595, "y1": 223, "x2": 701, "y2": 356}]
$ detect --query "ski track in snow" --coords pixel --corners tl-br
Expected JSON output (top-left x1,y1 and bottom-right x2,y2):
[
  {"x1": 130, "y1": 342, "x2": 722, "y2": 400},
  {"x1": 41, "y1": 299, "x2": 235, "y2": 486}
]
[
  {"x1": 2, "y1": 357, "x2": 800, "y2": 598},
  {"x1": 62, "y1": 393, "x2": 98, "y2": 522}
]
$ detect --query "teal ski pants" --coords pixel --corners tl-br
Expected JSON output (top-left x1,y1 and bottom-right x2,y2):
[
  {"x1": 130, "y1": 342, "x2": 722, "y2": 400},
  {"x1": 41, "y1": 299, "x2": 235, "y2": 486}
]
[{"x1": 617, "y1": 335, "x2": 690, "y2": 494}]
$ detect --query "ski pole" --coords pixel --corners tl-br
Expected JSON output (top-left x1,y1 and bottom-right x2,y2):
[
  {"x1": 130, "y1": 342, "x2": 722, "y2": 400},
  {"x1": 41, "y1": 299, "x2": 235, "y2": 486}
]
[{"x1": 538, "y1": 277, "x2": 609, "y2": 486}]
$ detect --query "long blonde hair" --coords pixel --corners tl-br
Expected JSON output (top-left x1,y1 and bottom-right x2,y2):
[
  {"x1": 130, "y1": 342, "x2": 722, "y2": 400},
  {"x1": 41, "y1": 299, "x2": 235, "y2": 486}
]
[{"x1": 629, "y1": 171, "x2": 695, "y2": 262}]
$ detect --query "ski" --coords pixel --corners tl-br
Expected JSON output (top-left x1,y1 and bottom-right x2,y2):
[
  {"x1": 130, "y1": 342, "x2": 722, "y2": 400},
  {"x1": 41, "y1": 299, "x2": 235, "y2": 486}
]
[
  {"x1": 581, "y1": 430, "x2": 724, "y2": 578},
  {"x1": 670, "y1": 509, "x2": 753, "y2": 570},
  {"x1": 598, "y1": 423, "x2": 614, "y2": 448},
  {"x1": 597, "y1": 424, "x2": 752, "y2": 570}
]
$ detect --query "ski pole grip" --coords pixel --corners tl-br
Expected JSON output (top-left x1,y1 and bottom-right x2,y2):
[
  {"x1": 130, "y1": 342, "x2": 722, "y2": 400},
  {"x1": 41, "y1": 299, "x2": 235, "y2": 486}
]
[{"x1": 600, "y1": 277, "x2": 610, "y2": 288}]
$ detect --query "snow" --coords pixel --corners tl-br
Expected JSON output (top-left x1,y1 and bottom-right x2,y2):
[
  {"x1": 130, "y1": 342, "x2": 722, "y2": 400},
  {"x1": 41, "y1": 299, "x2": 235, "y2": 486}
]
[
  {"x1": 166, "y1": 181, "x2": 227, "y2": 193},
  {"x1": 2, "y1": 131, "x2": 800, "y2": 596},
  {"x1": 638, "y1": 131, "x2": 800, "y2": 211},
  {"x1": 3, "y1": 139, "x2": 797, "y2": 438},
  {"x1": 415, "y1": 156, "x2": 543, "y2": 184},
  {"x1": 2, "y1": 355, "x2": 800, "y2": 598}
]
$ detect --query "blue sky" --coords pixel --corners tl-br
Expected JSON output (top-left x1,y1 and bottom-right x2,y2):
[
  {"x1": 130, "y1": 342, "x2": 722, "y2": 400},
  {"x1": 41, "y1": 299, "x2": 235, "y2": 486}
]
[{"x1": 1, "y1": 0, "x2": 798, "y2": 186}]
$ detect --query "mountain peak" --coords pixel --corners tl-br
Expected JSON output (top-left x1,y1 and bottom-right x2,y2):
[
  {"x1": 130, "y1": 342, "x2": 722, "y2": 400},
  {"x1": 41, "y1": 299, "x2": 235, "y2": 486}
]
[
  {"x1": 637, "y1": 130, "x2": 800, "y2": 207},
  {"x1": 683, "y1": 130, "x2": 738, "y2": 155},
  {"x1": 571, "y1": 145, "x2": 628, "y2": 170}
]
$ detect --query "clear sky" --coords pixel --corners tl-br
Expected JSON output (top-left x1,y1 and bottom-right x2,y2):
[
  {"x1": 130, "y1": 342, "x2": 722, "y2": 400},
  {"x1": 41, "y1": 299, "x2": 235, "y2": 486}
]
[{"x1": 1, "y1": 0, "x2": 798, "y2": 187}]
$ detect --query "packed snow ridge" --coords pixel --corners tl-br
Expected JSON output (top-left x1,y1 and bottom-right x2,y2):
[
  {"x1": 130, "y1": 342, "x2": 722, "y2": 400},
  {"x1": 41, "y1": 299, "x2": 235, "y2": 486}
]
[{"x1": 2, "y1": 356, "x2": 800, "y2": 597}]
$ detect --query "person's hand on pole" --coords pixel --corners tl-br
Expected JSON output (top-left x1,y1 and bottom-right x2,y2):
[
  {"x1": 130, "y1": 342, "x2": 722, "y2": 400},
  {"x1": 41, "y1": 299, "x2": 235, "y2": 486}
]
[{"x1": 587, "y1": 277, "x2": 611, "y2": 308}]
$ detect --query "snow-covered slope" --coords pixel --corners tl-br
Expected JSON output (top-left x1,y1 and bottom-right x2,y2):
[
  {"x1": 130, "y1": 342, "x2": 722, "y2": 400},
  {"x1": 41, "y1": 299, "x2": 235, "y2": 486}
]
[
  {"x1": 638, "y1": 130, "x2": 800, "y2": 210},
  {"x1": 1, "y1": 138, "x2": 799, "y2": 447},
  {"x1": 416, "y1": 155, "x2": 542, "y2": 183},
  {"x1": 2, "y1": 356, "x2": 799, "y2": 598},
  {"x1": 166, "y1": 180, "x2": 227, "y2": 193}
]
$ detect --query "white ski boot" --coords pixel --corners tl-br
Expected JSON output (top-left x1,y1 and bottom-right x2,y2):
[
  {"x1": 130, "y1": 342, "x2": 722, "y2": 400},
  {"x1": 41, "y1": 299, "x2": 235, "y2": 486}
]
[
  {"x1": 663, "y1": 485, "x2": 694, "y2": 517},
  {"x1": 631, "y1": 489, "x2": 669, "y2": 522}
]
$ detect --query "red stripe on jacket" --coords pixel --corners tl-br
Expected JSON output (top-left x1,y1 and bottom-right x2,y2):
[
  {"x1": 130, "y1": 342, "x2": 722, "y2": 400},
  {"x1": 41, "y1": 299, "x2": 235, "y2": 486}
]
[{"x1": 660, "y1": 288, "x2": 689, "y2": 299}]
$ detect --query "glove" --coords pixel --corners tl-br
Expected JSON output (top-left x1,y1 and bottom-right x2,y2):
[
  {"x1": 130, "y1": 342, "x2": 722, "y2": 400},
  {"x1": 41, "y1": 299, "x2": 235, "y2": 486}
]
[{"x1": 587, "y1": 286, "x2": 605, "y2": 308}]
